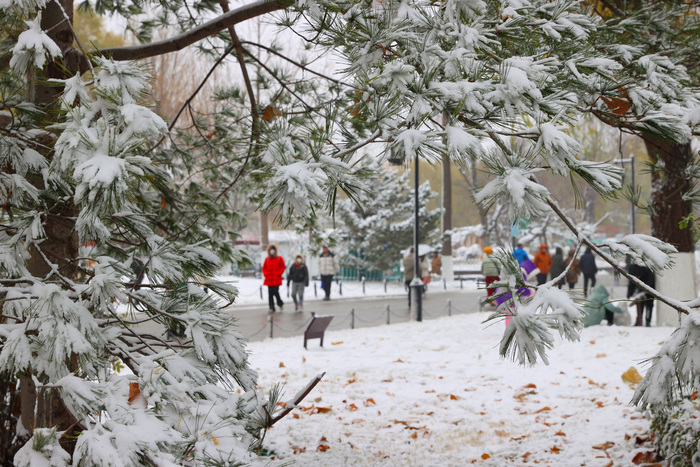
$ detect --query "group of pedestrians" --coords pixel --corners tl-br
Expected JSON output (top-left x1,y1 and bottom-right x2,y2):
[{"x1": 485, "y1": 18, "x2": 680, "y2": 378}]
[
  {"x1": 482, "y1": 242, "x2": 657, "y2": 326},
  {"x1": 511, "y1": 243, "x2": 600, "y2": 295},
  {"x1": 261, "y1": 244, "x2": 339, "y2": 313}
]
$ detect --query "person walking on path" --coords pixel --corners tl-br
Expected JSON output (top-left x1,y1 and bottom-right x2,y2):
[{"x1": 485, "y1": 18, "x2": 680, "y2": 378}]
[
  {"x1": 287, "y1": 253, "x2": 309, "y2": 312},
  {"x1": 318, "y1": 246, "x2": 340, "y2": 301},
  {"x1": 403, "y1": 247, "x2": 415, "y2": 307},
  {"x1": 565, "y1": 249, "x2": 581, "y2": 290},
  {"x1": 262, "y1": 244, "x2": 285, "y2": 312},
  {"x1": 580, "y1": 247, "x2": 598, "y2": 296},
  {"x1": 627, "y1": 263, "x2": 655, "y2": 327},
  {"x1": 550, "y1": 247, "x2": 566, "y2": 289},
  {"x1": 513, "y1": 243, "x2": 529, "y2": 265},
  {"x1": 481, "y1": 246, "x2": 500, "y2": 299},
  {"x1": 533, "y1": 244, "x2": 552, "y2": 286},
  {"x1": 431, "y1": 252, "x2": 442, "y2": 277}
]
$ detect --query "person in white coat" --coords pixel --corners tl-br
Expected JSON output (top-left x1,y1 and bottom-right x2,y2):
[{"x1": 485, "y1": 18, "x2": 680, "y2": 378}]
[{"x1": 318, "y1": 246, "x2": 340, "y2": 301}]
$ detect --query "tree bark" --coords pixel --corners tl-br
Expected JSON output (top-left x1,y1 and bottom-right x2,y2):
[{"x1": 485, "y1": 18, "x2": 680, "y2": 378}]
[
  {"x1": 19, "y1": 0, "x2": 81, "y2": 453},
  {"x1": 644, "y1": 137, "x2": 694, "y2": 252}
]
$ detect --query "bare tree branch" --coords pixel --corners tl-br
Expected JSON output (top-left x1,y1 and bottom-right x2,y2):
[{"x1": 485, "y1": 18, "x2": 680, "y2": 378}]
[{"x1": 99, "y1": 0, "x2": 293, "y2": 61}]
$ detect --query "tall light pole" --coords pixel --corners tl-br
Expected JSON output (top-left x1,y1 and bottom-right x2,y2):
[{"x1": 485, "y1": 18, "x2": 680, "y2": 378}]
[
  {"x1": 388, "y1": 148, "x2": 422, "y2": 321},
  {"x1": 411, "y1": 153, "x2": 423, "y2": 321}
]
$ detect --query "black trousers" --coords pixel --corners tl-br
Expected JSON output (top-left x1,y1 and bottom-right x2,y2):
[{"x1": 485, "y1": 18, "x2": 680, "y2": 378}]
[
  {"x1": 321, "y1": 275, "x2": 333, "y2": 298},
  {"x1": 583, "y1": 274, "x2": 596, "y2": 295},
  {"x1": 635, "y1": 298, "x2": 654, "y2": 326},
  {"x1": 268, "y1": 286, "x2": 283, "y2": 311}
]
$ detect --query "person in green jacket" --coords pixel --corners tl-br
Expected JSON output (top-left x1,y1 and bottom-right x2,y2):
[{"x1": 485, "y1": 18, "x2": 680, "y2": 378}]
[{"x1": 582, "y1": 285, "x2": 622, "y2": 327}]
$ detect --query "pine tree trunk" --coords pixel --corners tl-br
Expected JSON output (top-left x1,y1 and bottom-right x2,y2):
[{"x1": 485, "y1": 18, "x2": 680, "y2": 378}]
[
  {"x1": 17, "y1": 0, "x2": 81, "y2": 453},
  {"x1": 644, "y1": 137, "x2": 694, "y2": 252}
]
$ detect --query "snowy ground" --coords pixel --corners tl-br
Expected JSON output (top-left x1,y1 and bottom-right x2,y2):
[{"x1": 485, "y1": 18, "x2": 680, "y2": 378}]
[{"x1": 247, "y1": 311, "x2": 672, "y2": 466}]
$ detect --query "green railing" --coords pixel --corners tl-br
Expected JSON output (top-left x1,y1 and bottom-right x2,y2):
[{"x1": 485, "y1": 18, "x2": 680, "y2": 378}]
[{"x1": 338, "y1": 263, "x2": 402, "y2": 283}]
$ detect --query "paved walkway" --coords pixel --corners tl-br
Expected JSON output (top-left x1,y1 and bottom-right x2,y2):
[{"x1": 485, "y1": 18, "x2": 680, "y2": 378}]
[
  {"x1": 231, "y1": 288, "x2": 485, "y2": 342},
  {"x1": 133, "y1": 272, "x2": 627, "y2": 344}
]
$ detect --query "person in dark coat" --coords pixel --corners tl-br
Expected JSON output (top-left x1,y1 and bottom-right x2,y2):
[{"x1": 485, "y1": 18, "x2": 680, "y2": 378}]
[
  {"x1": 549, "y1": 247, "x2": 566, "y2": 289},
  {"x1": 287, "y1": 253, "x2": 309, "y2": 312},
  {"x1": 627, "y1": 263, "x2": 655, "y2": 327},
  {"x1": 579, "y1": 247, "x2": 598, "y2": 296}
]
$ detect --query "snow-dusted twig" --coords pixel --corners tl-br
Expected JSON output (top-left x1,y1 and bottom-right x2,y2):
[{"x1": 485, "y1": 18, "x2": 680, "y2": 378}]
[{"x1": 269, "y1": 372, "x2": 325, "y2": 425}]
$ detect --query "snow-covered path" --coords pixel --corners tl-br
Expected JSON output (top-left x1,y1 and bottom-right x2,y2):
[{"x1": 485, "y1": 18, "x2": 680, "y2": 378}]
[{"x1": 248, "y1": 311, "x2": 671, "y2": 466}]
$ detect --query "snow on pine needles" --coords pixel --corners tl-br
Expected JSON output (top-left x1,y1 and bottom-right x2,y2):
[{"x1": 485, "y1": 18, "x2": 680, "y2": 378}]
[{"x1": 248, "y1": 312, "x2": 672, "y2": 465}]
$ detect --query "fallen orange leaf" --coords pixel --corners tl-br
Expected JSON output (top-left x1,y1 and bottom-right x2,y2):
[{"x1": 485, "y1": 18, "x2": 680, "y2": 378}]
[
  {"x1": 450, "y1": 394, "x2": 460, "y2": 400},
  {"x1": 495, "y1": 430, "x2": 509, "y2": 437},
  {"x1": 596, "y1": 353, "x2": 607, "y2": 358},
  {"x1": 555, "y1": 431, "x2": 566, "y2": 436},
  {"x1": 348, "y1": 403, "x2": 359, "y2": 411},
  {"x1": 317, "y1": 444, "x2": 330, "y2": 452},
  {"x1": 631, "y1": 451, "x2": 657, "y2": 464},
  {"x1": 592, "y1": 441, "x2": 615, "y2": 450},
  {"x1": 595, "y1": 401, "x2": 604, "y2": 408},
  {"x1": 622, "y1": 367, "x2": 643, "y2": 386},
  {"x1": 481, "y1": 453, "x2": 491, "y2": 460},
  {"x1": 535, "y1": 406, "x2": 551, "y2": 413},
  {"x1": 332, "y1": 341, "x2": 343, "y2": 345},
  {"x1": 279, "y1": 362, "x2": 285, "y2": 368},
  {"x1": 128, "y1": 382, "x2": 143, "y2": 405},
  {"x1": 550, "y1": 445, "x2": 561, "y2": 454},
  {"x1": 394, "y1": 358, "x2": 404, "y2": 363},
  {"x1": 524, "y1": 383, "x2": 537, "y2": 389},
  {"x1": 364, "y1": 398, "x2": 376, "y2": 406}
]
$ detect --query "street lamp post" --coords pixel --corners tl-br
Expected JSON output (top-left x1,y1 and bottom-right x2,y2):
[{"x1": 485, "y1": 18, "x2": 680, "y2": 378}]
[
  {"x1": 388, "y1": 147, "x2": 423, "y2": 322},
  {"x1": 411, "y1": 153, "x2": 423, "y2": 322}
]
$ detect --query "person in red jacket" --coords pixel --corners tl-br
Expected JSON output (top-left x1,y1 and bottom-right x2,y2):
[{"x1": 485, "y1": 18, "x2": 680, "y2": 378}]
[
  {"x1": 262, "y1": 243, "x2": 285, "y2": 312},
  {"x1": 533, "y1": 243, "x2": 552, "y2": 286}
]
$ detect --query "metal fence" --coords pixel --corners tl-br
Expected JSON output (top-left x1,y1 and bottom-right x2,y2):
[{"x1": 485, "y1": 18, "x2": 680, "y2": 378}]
[{"x1": 245, "y1": 298, "x2": 480, "y2": 340}]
